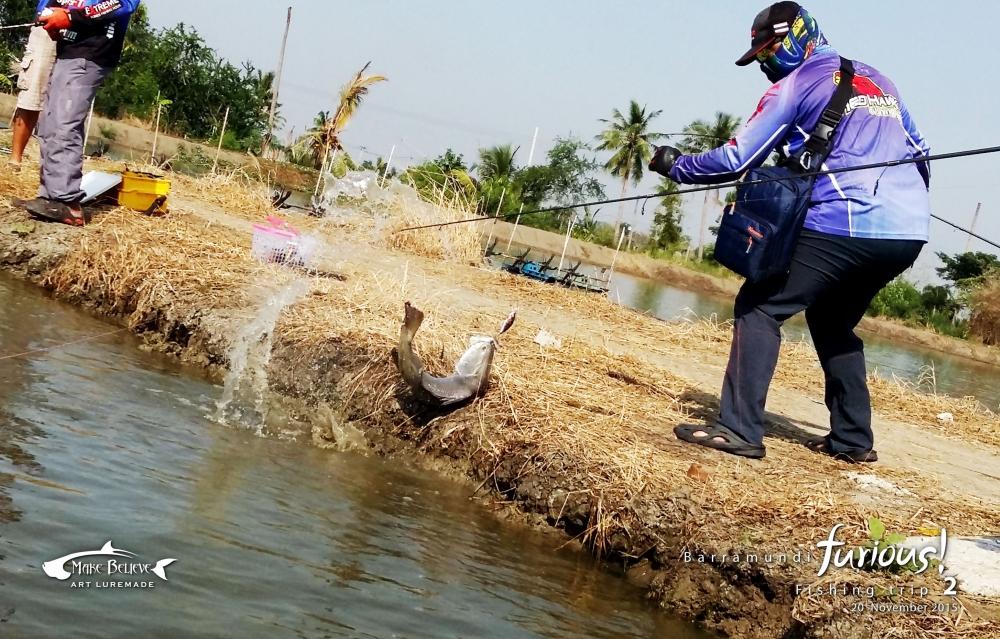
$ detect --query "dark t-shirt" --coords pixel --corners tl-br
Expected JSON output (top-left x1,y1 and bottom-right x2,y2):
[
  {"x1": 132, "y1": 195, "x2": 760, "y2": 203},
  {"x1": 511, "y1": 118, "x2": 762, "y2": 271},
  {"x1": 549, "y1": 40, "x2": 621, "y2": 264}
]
[{"x1": 45, "y1": 0, "x2": 139, "y2": 68}]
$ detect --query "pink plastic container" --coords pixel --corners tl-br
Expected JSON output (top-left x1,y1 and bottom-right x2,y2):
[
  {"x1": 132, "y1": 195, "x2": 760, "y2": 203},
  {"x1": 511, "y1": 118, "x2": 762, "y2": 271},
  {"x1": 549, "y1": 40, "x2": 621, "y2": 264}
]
[{"x1": 251, "y1": 216, "x2": 316, "y2": 267}]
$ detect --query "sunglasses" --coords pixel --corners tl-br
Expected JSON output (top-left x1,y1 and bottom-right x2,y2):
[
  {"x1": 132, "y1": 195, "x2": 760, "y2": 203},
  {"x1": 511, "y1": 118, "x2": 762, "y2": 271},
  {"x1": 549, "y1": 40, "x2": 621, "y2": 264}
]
[{"x1": 756, "y1": 40, "x2": 781, "y2": 62}]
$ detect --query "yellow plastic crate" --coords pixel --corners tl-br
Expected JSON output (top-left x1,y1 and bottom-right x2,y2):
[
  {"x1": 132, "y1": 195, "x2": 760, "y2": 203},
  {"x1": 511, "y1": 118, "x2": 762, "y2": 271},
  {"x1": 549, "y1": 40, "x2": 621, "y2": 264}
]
[{"x1": 119, "y1": 170, "x2": 170, "y2": 214}]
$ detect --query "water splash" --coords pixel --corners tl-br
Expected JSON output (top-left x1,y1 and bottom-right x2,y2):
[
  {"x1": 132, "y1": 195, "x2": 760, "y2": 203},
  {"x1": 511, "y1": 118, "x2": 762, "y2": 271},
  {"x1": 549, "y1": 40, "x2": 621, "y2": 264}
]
[
  {"x1": 214, "y1": 280, "x2": 310, "y2": 434},
  {"x1": 312, "y1": 403, "x2": 368, "y2": 451}
]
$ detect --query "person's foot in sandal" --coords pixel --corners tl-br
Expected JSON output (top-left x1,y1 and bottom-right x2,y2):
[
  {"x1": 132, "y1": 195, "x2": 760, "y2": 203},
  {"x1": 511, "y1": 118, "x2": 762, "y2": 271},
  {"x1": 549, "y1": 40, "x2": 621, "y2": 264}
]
[
  {"x1": 805, "y1": 435, "x2": 878, "y2": 463},
  {"x1": 674, "y1": 423, "x2": 766, "y2": 459},
  {"x1": 16, "y1": 197, "x2": 91, "y2": 226}
]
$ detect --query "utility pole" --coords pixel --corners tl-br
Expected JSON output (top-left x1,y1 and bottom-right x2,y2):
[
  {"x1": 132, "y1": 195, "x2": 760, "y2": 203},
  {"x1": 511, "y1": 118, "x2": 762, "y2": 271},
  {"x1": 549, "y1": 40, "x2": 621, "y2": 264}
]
[
  {"x1": 965, "y1": 202, "x2": 982, "y2": 253},
  {"x1": 265, "y1": 6, "x2": 292, "y2": 155}
]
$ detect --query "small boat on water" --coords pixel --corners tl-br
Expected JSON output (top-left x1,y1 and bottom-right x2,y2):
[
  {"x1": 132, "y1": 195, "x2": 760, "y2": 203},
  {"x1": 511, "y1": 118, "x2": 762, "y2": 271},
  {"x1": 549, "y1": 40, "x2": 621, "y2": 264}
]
[
  {"x1": 503, "y1": 256, "x2": 558, "y2": 284},
  {"x1": 556, "y1": 262, "x2": 610, "y2": 294},
  {"x1": 488, "y1": 247, "x2": 609, "y2": 295}
]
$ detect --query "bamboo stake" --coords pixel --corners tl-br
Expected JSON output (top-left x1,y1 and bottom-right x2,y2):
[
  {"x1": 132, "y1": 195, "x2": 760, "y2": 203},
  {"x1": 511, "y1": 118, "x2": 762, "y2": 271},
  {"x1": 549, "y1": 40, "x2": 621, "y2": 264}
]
[
  {"x1": 608, "y1": 223, "x2": 628, "y2": 284},
  {"x1": 212, "y1": 107, "x2": 230, "y2": 174},
  {"x1": 505, "y1": 126, "x2": 539, "y2": 251},
  {"x1": 697, "y1": 191, "x2": 711, "y2": 261},
  {"x1": 484, "y1": 187, "x2": 507, "y2": 257},
  {"x1": 558, "y1": 213, "x2": 577, "y2": 272},
  {"x1": 313, "y1": 147, "x2": 335, "y2": 197},
  {"x1": 83, "y1": 99, "x2": 95, "y2": 154},
  {"x1": 381, "y1": 144, "x2": 395, "y2": 188},
  {"x1": 150, "y1": 91, "x2": 162, "y2": 164}
]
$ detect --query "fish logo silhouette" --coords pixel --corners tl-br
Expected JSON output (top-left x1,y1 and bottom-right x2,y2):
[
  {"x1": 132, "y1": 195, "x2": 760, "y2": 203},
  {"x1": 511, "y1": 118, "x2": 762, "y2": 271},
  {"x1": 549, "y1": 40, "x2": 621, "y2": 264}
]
[{"x1": 42, "y1": 541, "x2": 177, "y2": 581}]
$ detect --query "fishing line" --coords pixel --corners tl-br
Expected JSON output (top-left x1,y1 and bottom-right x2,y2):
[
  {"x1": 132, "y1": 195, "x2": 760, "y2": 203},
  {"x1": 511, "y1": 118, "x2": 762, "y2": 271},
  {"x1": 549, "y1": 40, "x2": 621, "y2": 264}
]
[
  {"x1": 392, "y1": 144, "x2": 1000, "y2": 248},
  {"x1": 0, "y1": 327, "x2": 130, "y2": 362}
]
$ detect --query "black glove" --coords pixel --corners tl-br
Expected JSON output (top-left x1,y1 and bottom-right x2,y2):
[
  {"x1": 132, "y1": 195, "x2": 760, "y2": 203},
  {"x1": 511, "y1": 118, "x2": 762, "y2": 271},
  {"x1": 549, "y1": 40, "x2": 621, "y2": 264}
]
[{"x1": 648, "y1": 145, "x2": 682, "y2": 178}]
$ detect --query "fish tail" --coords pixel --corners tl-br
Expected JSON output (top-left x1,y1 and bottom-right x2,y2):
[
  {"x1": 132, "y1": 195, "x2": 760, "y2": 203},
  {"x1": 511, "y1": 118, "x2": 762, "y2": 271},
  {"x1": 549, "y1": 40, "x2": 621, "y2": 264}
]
[
  {"x1": 152, "y1": 558, "x2": 177, "y2": 580},
  {"x1": 496, "y1": 310, "x2": 517, "y2": 338},
  {"x1": 403, "y1": 302, "x2": 424, "y2": 337}
]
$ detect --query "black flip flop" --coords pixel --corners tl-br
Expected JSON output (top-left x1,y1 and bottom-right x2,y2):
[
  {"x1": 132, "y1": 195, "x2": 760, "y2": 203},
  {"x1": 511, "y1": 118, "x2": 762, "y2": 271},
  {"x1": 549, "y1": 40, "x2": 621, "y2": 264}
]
[
  {"x1": 674, "y1": 423, "x2": 766, "y2": 459},
  {"x1": 805, "y1": 436, "x2": 878, "y2": 463},
  {"x1": 19, "y1": 198, "x2": 91, "y2": 226}
]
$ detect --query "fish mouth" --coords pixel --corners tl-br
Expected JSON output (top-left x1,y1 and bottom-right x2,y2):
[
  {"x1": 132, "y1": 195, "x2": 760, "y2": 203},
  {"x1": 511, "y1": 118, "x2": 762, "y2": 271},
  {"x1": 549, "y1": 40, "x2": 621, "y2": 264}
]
[{"x1": 42, "y1": 561, "x2": 72, "y2": 581}]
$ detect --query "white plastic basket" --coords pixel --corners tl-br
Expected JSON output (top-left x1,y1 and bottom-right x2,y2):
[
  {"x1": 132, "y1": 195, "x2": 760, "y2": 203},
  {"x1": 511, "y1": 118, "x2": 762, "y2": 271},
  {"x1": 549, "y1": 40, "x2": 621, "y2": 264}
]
[{"x1": 251, "y1": 216, "x2": 317, "y2": 268}]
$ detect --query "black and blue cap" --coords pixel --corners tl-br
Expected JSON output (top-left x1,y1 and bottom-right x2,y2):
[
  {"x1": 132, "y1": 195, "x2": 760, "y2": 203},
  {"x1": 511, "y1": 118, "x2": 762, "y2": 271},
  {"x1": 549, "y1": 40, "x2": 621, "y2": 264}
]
[{"x1": 735, "y1": 1, "x2": 802, "y2": 66}]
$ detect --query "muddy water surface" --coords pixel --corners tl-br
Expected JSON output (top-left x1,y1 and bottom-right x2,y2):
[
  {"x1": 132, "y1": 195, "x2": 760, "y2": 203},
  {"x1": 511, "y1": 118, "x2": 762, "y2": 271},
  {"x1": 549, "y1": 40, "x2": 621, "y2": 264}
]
[{"x1": 0, "y1": 275, "x2": 710, "y2": 638}]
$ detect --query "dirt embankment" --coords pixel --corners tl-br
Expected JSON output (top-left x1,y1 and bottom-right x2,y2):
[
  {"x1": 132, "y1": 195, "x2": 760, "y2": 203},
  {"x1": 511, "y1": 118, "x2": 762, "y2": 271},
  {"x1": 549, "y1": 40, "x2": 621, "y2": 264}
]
[
  {"x1": 490, "y1": 220, "x2": 1000, "y2": 367},
  {"x1": 1, "y1": 163, "x2": 999, "y2": 638}
]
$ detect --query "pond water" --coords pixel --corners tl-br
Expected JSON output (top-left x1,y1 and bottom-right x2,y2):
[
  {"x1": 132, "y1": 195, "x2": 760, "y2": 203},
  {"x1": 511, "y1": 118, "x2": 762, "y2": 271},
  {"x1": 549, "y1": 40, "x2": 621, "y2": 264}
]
[{"x1": 0, "y1": 274, "x2": 709, "y2": 638}]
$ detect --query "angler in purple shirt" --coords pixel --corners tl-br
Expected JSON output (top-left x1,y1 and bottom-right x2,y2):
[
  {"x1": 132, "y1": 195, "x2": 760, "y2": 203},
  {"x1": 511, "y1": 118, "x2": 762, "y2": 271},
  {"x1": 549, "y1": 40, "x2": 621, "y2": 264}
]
[{"x1": 649, "y1": 2, "x2": 930, "y2": 462}]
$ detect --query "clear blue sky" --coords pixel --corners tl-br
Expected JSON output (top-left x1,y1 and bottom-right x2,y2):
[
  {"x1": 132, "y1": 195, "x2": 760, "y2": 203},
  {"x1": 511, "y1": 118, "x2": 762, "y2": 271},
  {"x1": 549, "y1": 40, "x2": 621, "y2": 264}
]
[{"x1": 146, "y1": 0, "x2": 1000, "y2": 283}]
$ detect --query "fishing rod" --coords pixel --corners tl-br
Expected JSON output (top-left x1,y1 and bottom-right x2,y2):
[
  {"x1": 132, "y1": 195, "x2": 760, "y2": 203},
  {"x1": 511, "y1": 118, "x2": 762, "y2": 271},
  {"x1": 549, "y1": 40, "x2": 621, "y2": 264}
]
[
  {"x1": 393, "y1": 144, "x2": 1000, "y2": 247},
  {"x1": 930, "y1": 213, "x2": 1000, "y2": 251},
  {"x1": 0, "y1": 22, "x2": 38, "y2": 31},
  {"x1": 660, "y1": 132, "x2": 731, "y2": 142}
]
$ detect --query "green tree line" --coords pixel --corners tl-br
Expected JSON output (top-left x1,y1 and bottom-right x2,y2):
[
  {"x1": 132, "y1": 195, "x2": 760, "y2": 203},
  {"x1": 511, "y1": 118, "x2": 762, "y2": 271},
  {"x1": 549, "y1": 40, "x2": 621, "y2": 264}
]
[
  {"x1": 98, "y1": 7, "x2": 275, "y2": 151},
  {"x1": 2, "y1": 4, "x2": 276, "y2": 152},
  {"x1": 867, "y1": 252, "x2": 1000, "y2": 339},
  {"x1": 0, "y1": 0, "x2": 36, "y2": 91}
]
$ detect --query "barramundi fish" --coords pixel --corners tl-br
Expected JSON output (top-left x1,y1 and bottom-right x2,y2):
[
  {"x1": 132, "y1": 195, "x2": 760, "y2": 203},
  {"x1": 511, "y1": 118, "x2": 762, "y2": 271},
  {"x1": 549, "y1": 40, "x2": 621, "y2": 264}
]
[{"x1": 392, "y1": 302, "x2": 516, "y2": 407}]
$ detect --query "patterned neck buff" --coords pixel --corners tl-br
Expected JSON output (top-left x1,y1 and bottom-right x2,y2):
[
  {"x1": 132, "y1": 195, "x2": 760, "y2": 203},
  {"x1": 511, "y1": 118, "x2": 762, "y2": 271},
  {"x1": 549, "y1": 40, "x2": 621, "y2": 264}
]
[{"x1": 757, "y1": 7, "x2": 828, "y2": 83}]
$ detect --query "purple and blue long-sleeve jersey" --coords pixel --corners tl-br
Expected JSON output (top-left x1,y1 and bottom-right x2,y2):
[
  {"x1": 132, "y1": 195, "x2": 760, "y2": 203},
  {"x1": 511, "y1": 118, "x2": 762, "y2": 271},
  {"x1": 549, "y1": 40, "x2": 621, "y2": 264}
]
[{"x1": 669, "y1": 47, "x2": 931, "y2": 241}]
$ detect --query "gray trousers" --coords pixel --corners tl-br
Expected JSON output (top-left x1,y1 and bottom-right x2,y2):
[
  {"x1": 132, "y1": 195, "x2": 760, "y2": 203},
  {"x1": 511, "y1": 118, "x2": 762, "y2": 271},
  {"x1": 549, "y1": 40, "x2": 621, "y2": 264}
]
[{"x1": 37, "y1": 57, "x2": 109, "y2": 204}]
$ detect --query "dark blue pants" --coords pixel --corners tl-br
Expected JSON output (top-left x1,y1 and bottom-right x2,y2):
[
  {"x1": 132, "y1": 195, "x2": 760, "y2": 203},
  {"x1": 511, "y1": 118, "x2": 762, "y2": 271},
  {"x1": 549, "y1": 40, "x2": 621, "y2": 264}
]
[{"x1": 718, "y1": 229, "x2": 924, "y2": 452}]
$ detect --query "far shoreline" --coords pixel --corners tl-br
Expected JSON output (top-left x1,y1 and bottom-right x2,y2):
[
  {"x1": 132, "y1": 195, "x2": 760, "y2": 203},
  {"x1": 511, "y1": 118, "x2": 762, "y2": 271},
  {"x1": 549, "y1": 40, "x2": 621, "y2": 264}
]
[{"x1": 487, "y1": 220, "x2": 1000, "y2": 369}]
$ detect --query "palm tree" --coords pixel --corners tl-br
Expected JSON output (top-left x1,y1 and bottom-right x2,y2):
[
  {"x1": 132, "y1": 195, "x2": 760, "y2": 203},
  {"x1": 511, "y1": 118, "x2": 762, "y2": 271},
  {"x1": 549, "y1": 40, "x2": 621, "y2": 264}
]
[
  {"x1": 679, "y1": 112, "x2": 741, "y2": 260},
  {"x1": 297, "y1": 111, "x2": 333, "y2": 169},
  {"x1": 314, "y1": 62, "x2": 387, "y2": 187},
  {"x1": 476, "y1": 144, "x2": 519, "y2": 215},
  {"x1": 476, "y1": 144, "x2": 519, "y2": 181},
  {"x1": 679, "y1": 111, "x2": 742, "y2": 153},
  {"x1": 247, "y1": 67, "x2": 280, "y2": 152},
  {"x1": 595, "y1": 100, "x2": 664, "y2": 235},
  {"x1": 650, "y1": 178, "x2": 686, "y2": 251}
]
